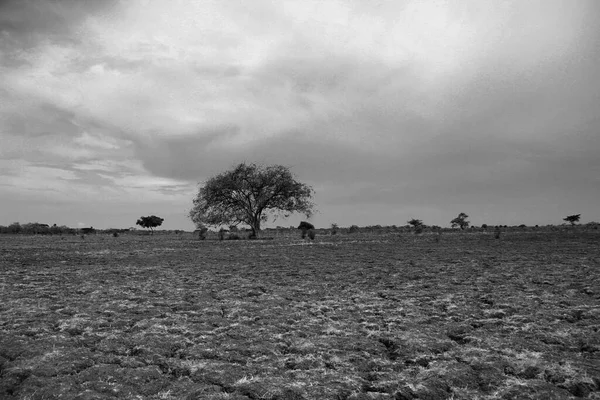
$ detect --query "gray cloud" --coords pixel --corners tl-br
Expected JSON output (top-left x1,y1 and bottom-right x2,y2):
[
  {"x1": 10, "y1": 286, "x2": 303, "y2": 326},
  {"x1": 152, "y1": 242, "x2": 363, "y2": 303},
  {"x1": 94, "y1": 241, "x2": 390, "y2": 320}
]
[
  {"x1": 0, "y1": 0, "x2": 116, "y2": 40},
  {"x1": 2, "y1": 0, "x2": 600, "y2": 228}
]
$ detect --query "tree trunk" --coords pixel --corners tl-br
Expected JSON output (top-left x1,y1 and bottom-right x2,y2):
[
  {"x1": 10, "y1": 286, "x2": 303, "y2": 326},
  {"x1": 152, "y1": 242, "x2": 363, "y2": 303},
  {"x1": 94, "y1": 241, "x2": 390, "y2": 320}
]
[{"x1": 250, "y1": 219, "x2": 261, "y2": 238}]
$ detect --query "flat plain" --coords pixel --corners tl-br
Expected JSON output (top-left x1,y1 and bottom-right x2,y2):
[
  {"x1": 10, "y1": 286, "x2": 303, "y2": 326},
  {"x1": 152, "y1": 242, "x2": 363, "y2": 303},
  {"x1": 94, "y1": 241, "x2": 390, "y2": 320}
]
[{"x1": 1, "y1": 229, "x2": 599, "y2": 399}]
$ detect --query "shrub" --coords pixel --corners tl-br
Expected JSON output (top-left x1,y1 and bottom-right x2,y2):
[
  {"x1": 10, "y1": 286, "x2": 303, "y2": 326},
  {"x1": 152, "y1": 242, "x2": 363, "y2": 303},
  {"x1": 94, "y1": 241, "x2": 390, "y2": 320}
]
[
  {"x1": 348, "y1": 225, "x2": 359, "y2": 234},
  {"x1": 308, "y1": 229, "x2": 315, "y2": 240},
  {"x1": 112, "y1": 232, "x2": 119, "y2": 237},
  {"x1": 331, "y1": 223, "x2": 339, "y2": 235},
  {"x1": 195, "y1": 226, "x2": 208, "y2": 240},
  {"x1": 298, "y1": 221, "x2": 315, "y2": 239},
  {"x1": 227, "y1": 233, "x2": 241, "y2": 240}
]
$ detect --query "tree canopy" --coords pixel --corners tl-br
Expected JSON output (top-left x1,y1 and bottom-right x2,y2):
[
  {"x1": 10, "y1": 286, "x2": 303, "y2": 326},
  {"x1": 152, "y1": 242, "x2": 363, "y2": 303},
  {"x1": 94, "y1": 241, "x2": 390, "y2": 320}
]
[
  {"x1": 189, "y1": 163, "x2": 315, "y2": 237},
  {"x1": 136, "y1": 215, "x2": 164, "y2": 234}
]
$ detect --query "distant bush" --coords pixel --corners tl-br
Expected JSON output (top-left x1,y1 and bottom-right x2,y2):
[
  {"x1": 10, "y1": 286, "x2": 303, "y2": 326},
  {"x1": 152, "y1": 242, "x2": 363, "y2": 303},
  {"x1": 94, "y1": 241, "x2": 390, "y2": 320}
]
[
  {"x1": 8, "y1": 222, "x2": 22, "y2": 234},
  {"x1": 112, "y1": 232, "x2": 119, "y2": 237},
  {"x1": 308, "y1": 229, "x2": 315, "y2": 240},
  {"x1": 494, "y1": 226, "x2": 501, "y2": 239},
  {"x1": 563, "y1": 214, "x2": 581, "y2": 226},
  {"x1": 407, "y1": 219, "x2": 424, "y2": 235},
  {"x1": 348, "y1": 225, "x2": 359, "y2": 234},
  {"x1": 331, "y1": 223, "x2": 339, "y2": 235},
  {"x1": 80, "y1": 227, "x2": 96, "y2": 235},
  {"x1": 227, "y1": 233, "x2": 241, "y2": 240}
]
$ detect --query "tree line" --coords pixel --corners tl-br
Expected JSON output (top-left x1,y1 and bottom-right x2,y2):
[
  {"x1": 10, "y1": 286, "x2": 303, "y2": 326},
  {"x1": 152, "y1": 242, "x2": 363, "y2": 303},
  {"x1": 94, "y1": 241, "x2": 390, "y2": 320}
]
[{"x1": 1, "y1": 164, "x2": 593, "y2": 237}]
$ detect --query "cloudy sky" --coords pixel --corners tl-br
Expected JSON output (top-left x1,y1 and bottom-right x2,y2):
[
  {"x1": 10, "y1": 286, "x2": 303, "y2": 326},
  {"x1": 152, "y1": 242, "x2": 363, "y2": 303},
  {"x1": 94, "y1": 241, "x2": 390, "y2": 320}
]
[{"x1": 1, "y1": 0, "x2": 599, "y2": 230}]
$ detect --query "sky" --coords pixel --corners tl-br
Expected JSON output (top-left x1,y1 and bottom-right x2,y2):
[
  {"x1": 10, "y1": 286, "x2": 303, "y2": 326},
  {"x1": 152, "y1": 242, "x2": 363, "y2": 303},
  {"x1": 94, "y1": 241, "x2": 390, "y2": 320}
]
[{"x1": 1, "y1": 0, "x2": 599, "y2": 230}]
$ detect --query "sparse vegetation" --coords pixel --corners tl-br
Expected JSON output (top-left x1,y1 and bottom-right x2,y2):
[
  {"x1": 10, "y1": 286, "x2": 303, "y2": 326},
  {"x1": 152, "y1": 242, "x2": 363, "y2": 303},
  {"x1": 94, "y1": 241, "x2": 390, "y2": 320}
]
[{"x1": 1, "y1": 229, "x2": 598, "y2": 399}]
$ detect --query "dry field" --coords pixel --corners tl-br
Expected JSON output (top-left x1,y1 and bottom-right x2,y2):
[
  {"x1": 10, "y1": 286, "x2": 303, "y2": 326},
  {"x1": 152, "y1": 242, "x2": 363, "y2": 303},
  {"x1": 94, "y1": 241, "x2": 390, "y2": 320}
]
[{"x1": 1, "y1": 230, "x2": 599, "y2": 399}]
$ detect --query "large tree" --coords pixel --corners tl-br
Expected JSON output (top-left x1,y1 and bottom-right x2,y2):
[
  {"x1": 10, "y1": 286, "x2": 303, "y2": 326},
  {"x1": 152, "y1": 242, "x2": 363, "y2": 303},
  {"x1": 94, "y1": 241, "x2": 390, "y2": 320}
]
[{"x1": 189, "y1": 163, "x2": 315, "y2": 238}]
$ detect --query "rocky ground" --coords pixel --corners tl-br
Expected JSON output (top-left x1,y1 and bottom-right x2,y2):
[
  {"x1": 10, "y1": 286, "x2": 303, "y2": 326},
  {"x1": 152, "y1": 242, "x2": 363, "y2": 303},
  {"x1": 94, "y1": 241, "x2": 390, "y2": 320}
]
[{"x1": 1, "y1": 230, "x2": 599, "y2": 399}]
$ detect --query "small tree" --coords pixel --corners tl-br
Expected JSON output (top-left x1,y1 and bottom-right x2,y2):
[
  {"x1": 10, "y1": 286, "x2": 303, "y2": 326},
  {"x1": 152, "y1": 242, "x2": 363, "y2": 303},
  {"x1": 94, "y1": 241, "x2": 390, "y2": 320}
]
[
  {"x1": 450, "y1": 213, "x2": 470, "y2": 230},
  {"x1": 407, "y1": 218, "x2": 424, "y2": 234},
  {"x1": 563, "y1": 214, "x2": 581, "y2": 226},
  {"x1": 189, "y1": 163, "x2": 314, "y2": 238},
  {"x1": 136, "y1": 215, "x2": 164, "y2": 234},
  {"x1": 331, "y1": 223, "x2": 339, "y2": 235},
  {"x1": 407, "y1": 219, "x2": 423, "y2": 228}
]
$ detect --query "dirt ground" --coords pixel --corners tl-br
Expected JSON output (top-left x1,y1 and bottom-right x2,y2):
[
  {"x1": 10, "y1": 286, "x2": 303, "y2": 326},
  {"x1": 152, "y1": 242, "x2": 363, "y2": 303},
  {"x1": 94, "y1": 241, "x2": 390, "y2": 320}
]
[{"x1": 1, "y1": 229, "x2": 599, "y2": 399}]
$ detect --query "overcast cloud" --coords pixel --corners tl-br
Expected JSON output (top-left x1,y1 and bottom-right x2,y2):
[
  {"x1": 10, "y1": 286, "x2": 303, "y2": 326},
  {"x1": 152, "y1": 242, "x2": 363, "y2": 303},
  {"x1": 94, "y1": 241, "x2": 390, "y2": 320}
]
[{"x1": 1, "y1": 0, "x2": 599, "y2": 230}]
